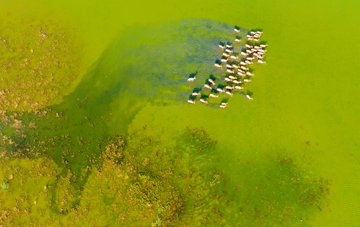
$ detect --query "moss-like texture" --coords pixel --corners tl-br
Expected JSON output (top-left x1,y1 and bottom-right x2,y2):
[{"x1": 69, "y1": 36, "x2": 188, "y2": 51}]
[
  {"x1": 0, "y1": 127, "x2": 329, "y2": 226},
  {"x1": 0, "y1": 18, "x2": 329, "y2": 226},
  {"x1": 0, "y1": 15, "x2": 83, "y2": 112}
]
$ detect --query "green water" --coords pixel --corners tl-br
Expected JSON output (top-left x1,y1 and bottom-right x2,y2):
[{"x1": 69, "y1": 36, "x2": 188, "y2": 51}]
[{"x1": 1, "y1": 0, "x2": 360, "y2": 226}]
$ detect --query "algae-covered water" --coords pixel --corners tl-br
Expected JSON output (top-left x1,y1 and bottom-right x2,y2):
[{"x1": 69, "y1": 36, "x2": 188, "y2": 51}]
[{"x1": 0, "y1": 0, "x2": 360, "y2": 226}]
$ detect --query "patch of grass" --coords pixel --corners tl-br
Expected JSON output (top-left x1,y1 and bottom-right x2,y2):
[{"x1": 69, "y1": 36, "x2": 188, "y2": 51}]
[
  {"x1": 219, "y1": 155, "x2": 330, "y2": 226},
  {"x1": 0, "y1": 15, "x2": 83, "y2": 112},
  {"x1": 0, "y1": 157, "x2": 60, "y2": 226},
  {"x1": 0, "y1": 123, "x2": 329, "y2": 226}
]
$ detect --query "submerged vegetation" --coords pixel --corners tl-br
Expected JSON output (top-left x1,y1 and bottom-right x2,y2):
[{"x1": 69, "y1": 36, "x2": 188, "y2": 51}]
[
  {"x1": 0, "y1": 15, "x2": 83, "y2": 112},
  {"x1": 0, "y1": 17, "x2": 331, "y2": 226},
  {"x1": 0, "y1": 125, "x2": 329, "y2": 225}
]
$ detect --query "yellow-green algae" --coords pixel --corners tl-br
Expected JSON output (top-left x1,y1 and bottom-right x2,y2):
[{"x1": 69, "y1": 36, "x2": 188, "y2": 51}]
[{"x1": 0, "y1": 0, "x2": 359, "y2": 226}]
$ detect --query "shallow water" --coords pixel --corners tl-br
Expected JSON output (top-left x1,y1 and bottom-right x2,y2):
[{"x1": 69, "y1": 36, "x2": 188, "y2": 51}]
[{"x1": 1, "y1": 0, "x2": 360, "y2": 225}]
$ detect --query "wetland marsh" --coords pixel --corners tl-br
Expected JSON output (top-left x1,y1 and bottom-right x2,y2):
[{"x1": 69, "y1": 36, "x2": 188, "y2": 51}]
[{"x1": 0, "y1": 0, "x2": 359, "y2": 226}]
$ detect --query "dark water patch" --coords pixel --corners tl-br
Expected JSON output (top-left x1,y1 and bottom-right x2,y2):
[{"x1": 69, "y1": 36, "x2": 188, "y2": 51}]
[{"x1": 65, "y1": 19, "x2": 239, "y2": 117}]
